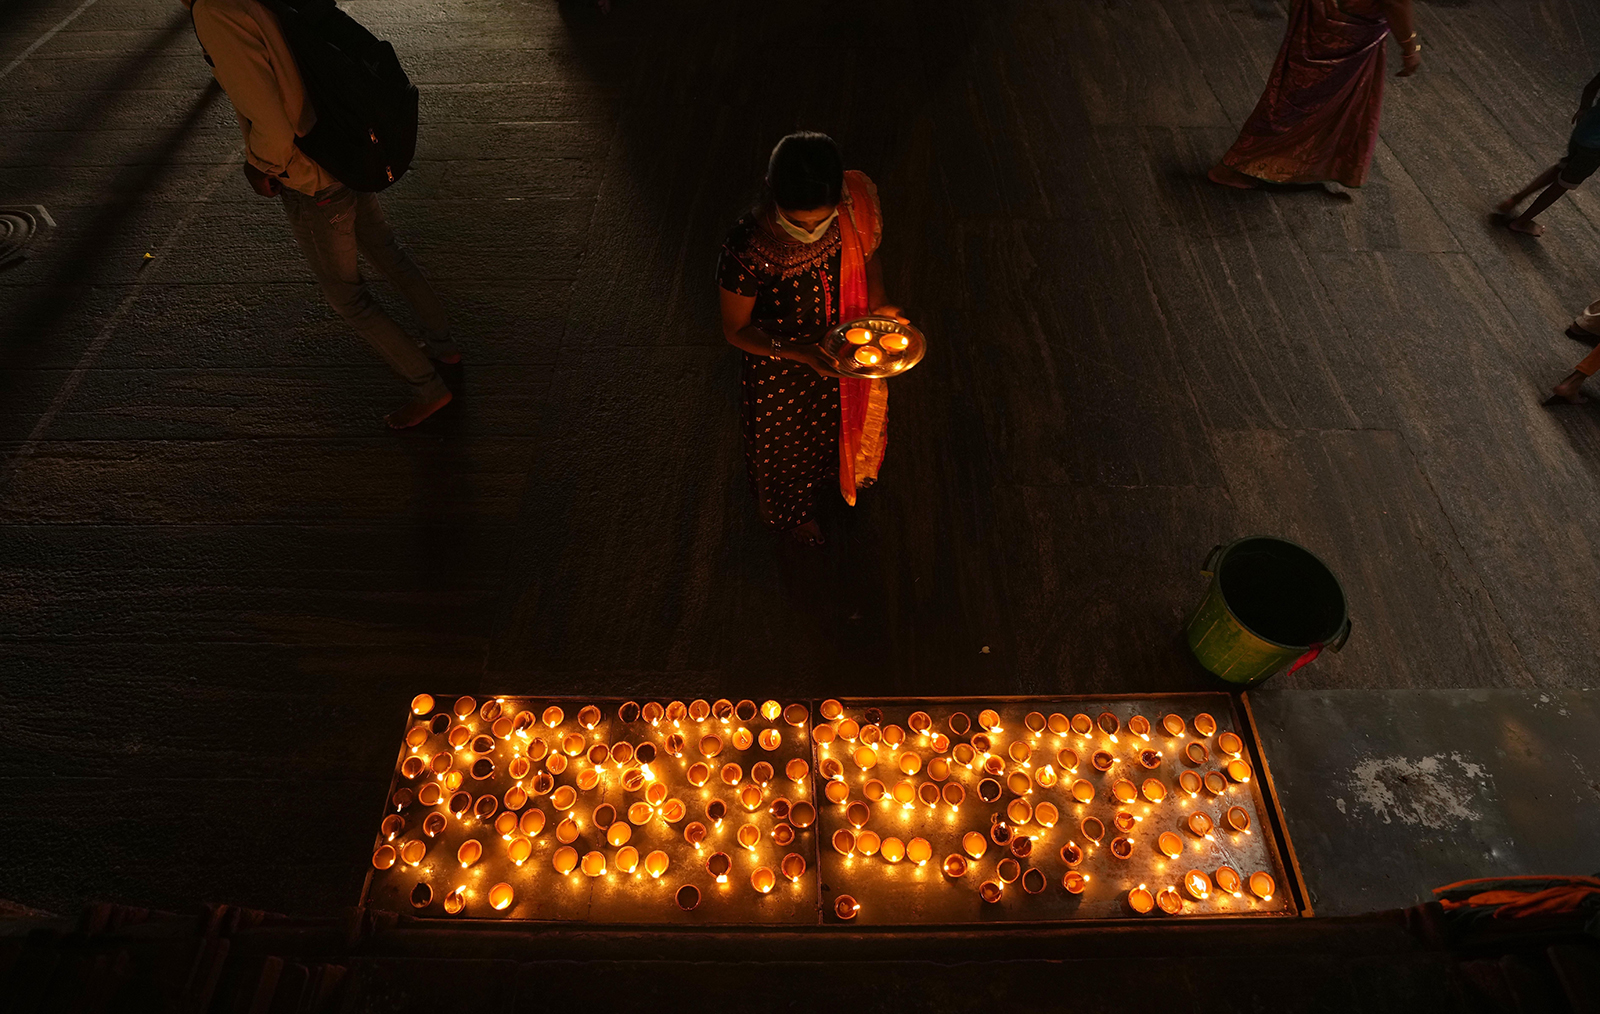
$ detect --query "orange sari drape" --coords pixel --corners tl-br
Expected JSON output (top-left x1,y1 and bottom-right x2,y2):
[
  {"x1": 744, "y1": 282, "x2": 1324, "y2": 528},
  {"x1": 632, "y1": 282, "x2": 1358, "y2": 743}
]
[{"x1": 837, "y1": 170, "x2": 887, "y2": 505}]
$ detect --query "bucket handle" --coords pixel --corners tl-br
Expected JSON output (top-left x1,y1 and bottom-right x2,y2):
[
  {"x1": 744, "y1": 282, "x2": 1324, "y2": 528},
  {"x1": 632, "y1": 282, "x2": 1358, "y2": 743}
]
[
  {"x1": 1201, "y1": 544, "x2": 1224, "y2": 577},
  {"x1": 1284, "y1": 619, "x2": 1353, "y2": 676}
]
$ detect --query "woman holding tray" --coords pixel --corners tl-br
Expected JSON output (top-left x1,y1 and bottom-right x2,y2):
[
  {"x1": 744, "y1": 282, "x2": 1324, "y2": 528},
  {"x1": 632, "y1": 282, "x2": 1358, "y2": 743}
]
[{"x1": 717, "y1": 133, "x2": 904, "y2": 547}]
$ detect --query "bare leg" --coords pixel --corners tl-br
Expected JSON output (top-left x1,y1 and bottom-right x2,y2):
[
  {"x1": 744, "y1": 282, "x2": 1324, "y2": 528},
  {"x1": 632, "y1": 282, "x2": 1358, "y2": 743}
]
[
  {"x1": 1551, "y1": 370, "x2": 1589, "y2": 404},
  {"x1": 1499, "y1": 164, "x2": 1561, "y2": 215},
  {"x1": 1508, "y1": 181, "x2": 1568, "y2": 235}
]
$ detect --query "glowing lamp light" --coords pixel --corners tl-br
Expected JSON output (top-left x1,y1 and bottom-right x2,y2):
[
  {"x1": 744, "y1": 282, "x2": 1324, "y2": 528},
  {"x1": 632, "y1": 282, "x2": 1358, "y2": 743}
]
[
  {"x1": 645, "y1": 850, "x2": 670, "y2": 878},
  {"x1": 845, "y1": 327, "x2": 874, "y2": 345},
  {"x1": 751, "y1": 867, "x2": 776, "y2": 894},
  {"x1": 489, "y1": 882, "x2": 514, "y2": 911},
  {"x1": 1128, "y1": 885, "x2": 1155, "y2": 914},
  {"x1": 1249, "y1": 872, "x2": 1276, "y2": 901}
]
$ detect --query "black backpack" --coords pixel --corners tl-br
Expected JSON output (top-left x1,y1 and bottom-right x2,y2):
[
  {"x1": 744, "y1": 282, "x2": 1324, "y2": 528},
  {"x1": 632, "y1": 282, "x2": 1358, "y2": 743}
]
[{"x1": 259, "y1": 0, "x2": 419, "y2": 192}]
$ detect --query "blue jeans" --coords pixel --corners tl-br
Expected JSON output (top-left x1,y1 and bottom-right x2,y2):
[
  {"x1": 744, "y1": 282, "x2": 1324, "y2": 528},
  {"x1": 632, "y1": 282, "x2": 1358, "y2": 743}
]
[{"x1": 282, "y1": 185, "x2": 453, "y2": 400}]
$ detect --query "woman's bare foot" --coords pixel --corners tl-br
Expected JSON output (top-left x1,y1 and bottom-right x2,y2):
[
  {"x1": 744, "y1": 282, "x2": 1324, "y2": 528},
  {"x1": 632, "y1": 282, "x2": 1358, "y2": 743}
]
[
  {"x1": 1495, "y1": 197, "x2": 1521, "y2": 216},
  {"x1": 386, "y1": 390, "x2": 453, "y2": 429},
  {"x1": 1550, "y1": 371, "x2": 1589, "y2": 404},
  {"x1": 1507, "y1": 216, "x2": 1546, "y2": 236},
  {"x1": 787, "y1": 520, "x2": 825, "y2": 547},
  {"x1": 1207, "y1": 164, "x2": 1259, "y2": 190}
]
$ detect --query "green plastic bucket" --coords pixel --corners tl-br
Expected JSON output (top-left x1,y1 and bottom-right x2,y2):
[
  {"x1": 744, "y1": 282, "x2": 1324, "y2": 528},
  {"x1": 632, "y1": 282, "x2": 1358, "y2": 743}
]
[{"x1": 1185, "y1": 536, "x2": 1351, "y2": 686}]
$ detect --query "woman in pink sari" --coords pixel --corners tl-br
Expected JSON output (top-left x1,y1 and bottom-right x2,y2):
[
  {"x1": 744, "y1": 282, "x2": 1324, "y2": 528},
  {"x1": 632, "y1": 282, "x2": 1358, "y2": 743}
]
[
  {"x1": 717, "y1": 134, "x2": 899, "y2": 547},
  {"x1": 1209, "y1": 0, "x2": 1421, "y2": 190}
]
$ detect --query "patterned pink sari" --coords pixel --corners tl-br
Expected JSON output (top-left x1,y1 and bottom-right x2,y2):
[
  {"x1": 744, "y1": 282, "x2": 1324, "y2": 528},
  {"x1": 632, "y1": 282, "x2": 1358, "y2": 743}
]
[{"x1": 1221, "y1": 0, "x2": 1391, "y2": 187}]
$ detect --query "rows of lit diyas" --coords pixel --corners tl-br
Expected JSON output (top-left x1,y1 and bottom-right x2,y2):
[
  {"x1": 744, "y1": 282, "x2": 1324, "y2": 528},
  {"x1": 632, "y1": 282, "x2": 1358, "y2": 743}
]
[
  {"x1": 368, "y1": 696, "x2": 820, "y2": 919},
  {"x1": 811, "y1": 700, "x2": 1286, "y2": 922}
]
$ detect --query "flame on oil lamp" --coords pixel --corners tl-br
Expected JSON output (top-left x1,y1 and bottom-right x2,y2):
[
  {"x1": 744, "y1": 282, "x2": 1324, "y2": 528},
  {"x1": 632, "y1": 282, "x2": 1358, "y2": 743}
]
[{"x1": 759, "y1": 700, "x2": 781, "y2": 722}]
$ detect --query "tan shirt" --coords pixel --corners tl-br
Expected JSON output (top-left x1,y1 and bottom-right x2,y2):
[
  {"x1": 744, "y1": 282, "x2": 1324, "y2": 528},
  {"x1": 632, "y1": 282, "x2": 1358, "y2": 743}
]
[{"x1": 187, "y1": 0, "x2": 336, "y2": 195}]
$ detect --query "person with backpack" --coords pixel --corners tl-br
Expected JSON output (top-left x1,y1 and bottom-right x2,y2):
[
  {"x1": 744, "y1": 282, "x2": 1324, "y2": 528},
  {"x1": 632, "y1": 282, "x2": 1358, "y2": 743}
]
[{"x1": 184, "y1": 0, "x2": 459, "y2": 429}]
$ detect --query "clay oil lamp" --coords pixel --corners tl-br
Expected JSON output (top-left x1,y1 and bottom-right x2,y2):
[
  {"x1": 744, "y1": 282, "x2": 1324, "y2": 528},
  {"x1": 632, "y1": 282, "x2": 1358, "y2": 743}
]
[
  {"x1": 759, "y1": 729, "x2": 782, "y2": 751},
  {"x1": 834, "y1": 895, "x2": 861, "y2": 920},
  {"x1": 1217, "y1": 731, "x2": 1244, "y2": 757},
  {"x1": 881, "y1": 332, "x2": 911, "y2": 353},
  {"x1": 675, "y1": 885, "x2": 700, "y2": 911},
  {"x1": 820, "y1": 699, "x2": 845, "y2": 721},
  {"x1": 978, "y1": 709, "x2": 1002, "y2": 732},
  {"x1": 891, "y1": 779, "x2": 917, "y2": 808},
  {"x1": 979, "y1": 880, "x2": 1004, "y2": 904},
  {"x1": 411, "y1": 694, "x2": 435, "y2": 716},
  {"x1": 1187, "y1": 812, "x2": 1214, "y2": 838},
  {"x1": 527, "y1": 738, "x2": 549, "y2": 762},
  {"x1": 659, "y1": 799, "x2": 687, "y2": 823},
  {"x1": 737, "y1": 823, "x2": 761, "y2": 850},
  {"x1": 1226, "y1": 758, "x2": 1253, "y2": 784},
  {"x1": 646, "y1": 782, "x2": 668, "y2": 806},
  {"x1": 819, "y1": 758, "x2": 843, "y2": 781},
  {"x1": 1069, "y1": 713, "x2": 1092, "y2": 736},
  {"x1": 621, "y1": 768, "x2": 645, "y2": 793},
  {"x1": 879, "y1": 837, "x2": 906, "y2": 864},
  {"x1": 1035, "y1": 765, "x2": 1059, "y2": 789},
  {"x1": 928, "y1": 730, "x2": 951, "y2": 753},
  {"x1": 508, "y1": 836, "x2": 534, "y2": 865},
  {"x1": 1063, "y1": 870, "x2": 1088, "y2": 894},
  {"x1": 813, "y1": 724, "x2": 836, "y2": 747},
  {"x1": 410, "y1": 882, "x2": 433, "y2": 908},
  {"x1": 1092, "y1": 751, "x2": 1115, "y2": 773},
  {"x1": 735, "y1": 699, "x2": 757, "y2": 723},
  {"x1": 990, "y1": 821, "x2": 1013, "y2": 846},
  {"x1": 1060, "y1": 841, "x2": 1083, "y2": 866},
  {"x1": 1203, "y1": 771, "x2": 1228, "y2": 796},
  {"x1": 1070, "y1": 779, "x2": 1095, "y2": 804},
  {"x1": 1007, "y1": 771, "x2": 1032, "y2": 796},
  {"x1": 898, "y1": 751, "x2": 922, "y2": 776},
  {"x1": 1127, "y1": 885, "x2": 1155, "y2": 914},
  {"x1": 618, "y1": 700, "x2": 642, "y2": 723},
  {"x1": 983, "y1": 756, "x2": 1005, "y2": 777},
  {"x1": 906, "y1": 837, "x2": 933, "y2": 866},
  {"x1": 789, "y1": 801, "x2": 816, "y2": 828},
  {"x1": 519, "y1": 808, "x2": 546, "y2": 836},
  {"x1": 1156, "y1": 886, "x2": 1182, "y2": 915},
  {"x1": 783, "y1": 703, "x2": 808, "y2": 727},
  {"x1": 1112, "y1": 778, "x2": 1138, "y2": 804},
  {"x1": 720, "y1": 762, "x2": 743, "y2": 786},
  {"x1": 443, "y1": 886, "x2": 468, "y2": 915},
  {"x1": 1007, "y1": 798, "x2": 1033, "y2": 825},
  {"x1": 607, "y1": 822, "x2": 632, "y2": 848},
  {"x1": 1215, "y1": 865, "x2": 1242, "y2": 896},
  {"x1": 406, "y1": 725, "x2": 430, "y2": 752},
  {"x1": 1047, "y1": 713, "x2": 1071, "y2": 736},
  {"x1": 645, "y1": 850, "x2": 670, "y2": 878},
  {"x1": 1025, "y1": 711, "x2": 1047, "y2": 736},
  {"x1": 448, "y1": 725, "x2": 471, "y2": 750},
  {"x1": 855, "y1": 830, "x2": 881, "y2": 856},
  {"x1": 561, "y1": 733, "x2": 586, "y2": 757},
  {"x1": 550, "y1": 785, "x2": 577, "y2": 811},
  {"x1": 751, "y1": 867, "x2": 776, "y2": 894},
  {"x1": 541, "y1": 705, "x2": 563, "y2": 728},
  {"x1": 1185, "y1": 870, "x2": 1211, "y2": 901},
  {"x1": 401, "y1": 840, "x2": 426, "y2": 866},
  {"x1": 491, "y1": 715, "x2": 512, "y2": 739},
  {"x1": 508, "y1": 757, "x2": 532, "y2": 782},
  {"x1": 665, "y1": 701, "x2": 687, "y2": 725},
  {"x1": 1158, "y1": 832, "x2": 1183, "y2": 858},
  {"x1": 431, "y1": 751, "x2": 454, "y2": 776},
  {"x1": 712, "y1": 699, "x2": 734, "y2": 724},
  {"x1": 996, "y1": 857, "x2": 1021, "y2": 884},
  {"x1": 401, "y1": 756, "x2": 426, "y2": 780},
  {"x1": 1022, "y1": 868, "x2": 1048, "y2": 894},
  {"x1": 750, "y1": 761, "x2": 774, "y2": 785},
  {"x1": 586, "y1": 743, "x2": 610, "y2": 767},
  {"x1": 760, "y1": 700, "x2": 782, "y2": 722},
  {"x1": 731, "y1": 728, "x2": 753, "y2": 751},
  {"x1": 392, "y1": 787, "x2": 414, "y2": 811},
  {"x1": 741, "y1": 784, "x2": 766, "y2": 811},
  {"x1": 1113, "y1": 811, "x2": 1137, "y2": 835},
  {"x1": 489, "y1": 882, "x2": 514, "y2": 911},
  {"x1": 836, "y1": 828, "x2": 861, "y2": 858},
  {"x1": 512, "y1": 711, "x2": 536, "y2": 735},
  {"x1": 575, "y1": 769, "x2": 600, "y2": 792},
  {"x1": 615, "y1": 845, "x2": 639, "y2": 873},
  {"x1": 480, "y1": 699, "x2": 504, "y2": 723},
  {"x1": 1079, "y1": 816, "x2": 1105, "y2": 844},
  {"x1": 453, "y1": 696, "x2": 477, "y2": 719},
  {"x1": 1128, "y1": 715, "x2": 1151, "y2": 741},
  {"x1": 683, "y1": 821, "x2": 708, "y2": 848},
  {"x1": 786, "y1": 758, "x2": 810, "y2": 783},
  {"x1": 372, "y1": 845, "x2": 397, "y2": 870},
  {"x1": 1008, "y1": 740, "x2": 1031, "y2": 764},
  {"x1": 552, "y1": 846, "x2": 578, "y2": 875},
  {"x1": 1097, "y1": 712, "x2": 1120, "y2": 739},
  {"x1": 853, "y1": 346, "x2": 882, "y2": 368},
  {"x1": 837, "y1": 719, "x2": 860, "y2": 742},
  {"x1": 918, "y1": 782, "x2": 941, "y2": 808},
  {"x1": 977, "y1": 778, "x2": 1002, "y2": 803},
  {"x1": 908, "y1": 710, "x2": 932, "y2": 735},
  {"x1": 943, "y1": 854, "x2": 969, "y2": 878},
  {"x1": 1249, "y1": 872, "x2": 1276, "y2": 901},
  {"x1": 700, "y1": 734, "x2": 723, "y2": 759},
  {"x1": 781, "y1": 853, "x2": 807, "y2": 882},
  {"x1": 1138, "y1": 748, "x2": 1162, "y2": 770},
  {"x1": 1193, "y1": 713, "x2": 1217, "y2": 737},
  {"x1": 448, "y1": 791, "x2": 472, "y2": 817},
  {"x1": 1227, "y1": 806, "x2": 1252, "y2": 833},
  {"x1": 963, "y1": 831, "x2": 988, "y2": 859},
  {"x1": 853, "y1": 746, "x2": 878, "y2": 770},
  {"x1": 1109, "y1": 836, "x2": 1134, "y2": 860},
  {"x1": 860, "y1": 724, "x2": 882, "y2": 746},
  {"x1": 494, "y1": 811, "x2": 518, "y2": 838},
  {"x1": 555, "y1": 817, "x2": 580, "y2": 844},
  {"x1": 970, "y1": 733, "x2": 993, "y2": 756},
  {"x1": 1142, "y1": 778, "x2": 1167, "y2": 804},
  {"x1": 425, "y1": 812, "x2": 448, "y2": 838},
  {"x1": 381, "y1": 814, "x2": 406, "y2": 841},
  {"x1": 706, "y1": 851, "x2": 732, "y2": 883},
  {"x1": 1186, "y1": 742, "x2": 1209, "y2": 766},
  {"x1": 705, "y1": 799, "x2": 727, "y2": 825},
  {"x1": 591, "y1": 803, "x2": 616, "y2": 829},
  {"x1": 952, "y1": 743, "x2": 976, "y2": 768},
  {"x1": 686, "y1": 762, "x2": 711, "y2": 787},
  {"x1": 1162, "y1": 713, "x2": 1186, "y2": 737},
  {"x1": 444, "y1": 770, "x2": 466, "y2": 792},
  {"x1": 689, "y1": 699, "x2": 710, "y2": 723},
  {"x1": 1008, "y1": 835, "x2": 1033, "y2": 860},
  {"x1": 1178, "y1": 771, "x2": 1203, "y2": 797},
  {"x1": 770, "y1": 798, "x2": 792, "y2": 821}
]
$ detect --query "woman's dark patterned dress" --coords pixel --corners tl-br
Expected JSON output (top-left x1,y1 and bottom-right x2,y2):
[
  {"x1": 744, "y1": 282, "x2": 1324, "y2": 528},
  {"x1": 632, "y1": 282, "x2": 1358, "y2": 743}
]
[{"x1": 717, "y1": 213, "x2": 843, "y2": 531}]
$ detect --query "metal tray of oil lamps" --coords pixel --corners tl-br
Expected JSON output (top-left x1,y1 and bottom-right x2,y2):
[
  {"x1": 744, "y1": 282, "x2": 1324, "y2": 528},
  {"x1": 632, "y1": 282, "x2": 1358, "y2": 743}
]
[{"x1": 818, "y1": 315, "x2": 926, "y2": 379}]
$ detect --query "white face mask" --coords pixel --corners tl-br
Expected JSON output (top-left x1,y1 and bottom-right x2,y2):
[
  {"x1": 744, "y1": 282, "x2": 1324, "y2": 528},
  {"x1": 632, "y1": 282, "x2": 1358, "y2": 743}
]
[{"x1": 775, "y1": 207, "x2": 838, "y2": 244}]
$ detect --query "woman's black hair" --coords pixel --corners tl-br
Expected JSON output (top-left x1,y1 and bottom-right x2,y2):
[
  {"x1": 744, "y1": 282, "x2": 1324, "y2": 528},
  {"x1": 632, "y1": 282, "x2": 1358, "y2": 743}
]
[{"x1": 766, "y1": 132, "x2": 844, "y2": 211}]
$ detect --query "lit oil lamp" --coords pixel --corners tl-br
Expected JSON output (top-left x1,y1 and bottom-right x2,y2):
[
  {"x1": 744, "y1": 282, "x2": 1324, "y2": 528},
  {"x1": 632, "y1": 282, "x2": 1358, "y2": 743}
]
[
  {"x1": 781, "y1": 853, "x2": 807, "y2": 882},
  {"x1": 1142, "y1": 778, "x2": 1167, "y2": 804},
  {"x1": 1203, "y1": 771, "x2": 1228, "y2": 796},
  {"x1": 853, "y1": 746, "x2": 878, "y2": 770},
  {"x1": 970, "y1": 733, "x2": 992, "y2": 755},
  {"x1": 552, "y1": 846, "x2": 578, "y2": 875},
  {"x1": 699, "y1": 734, "x2": 723, "y2": 759},
  {"x1": 645, "y1": 850, "x2": 669, "y2": 878},
  {"x1": 1070, "y1": 713, "x2": 1093, "y2": 736},
  {"x1": 642, "y1": 702, "x2": 664, "y2": 725},
  {"x1": 1138, "y1": 749, "x2": 1162, "y2": 769},
  {"x1": 1226, "y1": 758, "x2": 1253, "y2": 783},
  {"x1": 1060, "y1": 841, "x2": 1083, "y2": 866},
  {"x1": 381, "y1": 814, "x2": 406, "y2": 841},
  {"x1": 819, "y1": 758, "x2": 843, "y2": 781},
  {"x1": 1193, "y1": 713, "x2": 1217, "y2": 737},
  {"x1": 1217, "y1": 731, "x2": 1243, "y2": 757},
  {"x1": 881, "y1": 333, "x2": 911, "y2": 353},
  {"x1": 712, "y1": 699, "x2": 734, "y2": 724},
  {"x1": 519, "y1": 808, "x2": 546, "y2": 836},
  {"x1": 489, "y1": 882, "x2": 514, "y2": 911},
  {"x1": 892, "y1": 780, "x2": 917, "y2": 807},
  {"x1": 1128, "y1": 885, "x2": 1155, "y2": 914},
  {"x1": 1227, "y1": 806, "x2": 1251, "y2": 833},
  {"x1": 1007, "y1": 771, "x2": 1032, "y2": 795},
  {"x1": 1062, "y1": 871, "x2": 1088, "y2": 894},
  {"x1": 454, "y1": 696, "x2": 477, "y2": 719},
  {"x1": 411, "y1": 694, "x2": 435, "y2": 716},
  {"x1": 1007, "y1": 799, "x2": 1033, "y2": 825},
  {"x1": 556, "y1": 817, "x2": 580, "y2": 844},
  {"x1": 494, "y1": 811, "x2": 518, "y2": 838},
  {"x1": 853, "y1": 346, "x2": 883, "y2": 368},
  {"x1": 908, "y1": 711, "x2": 932, "y2": 734},
  {"x1": 845, "y1": 327, "x2": 874, "y2": 345},
  {"x1": 855, "y1": 830, "x2": 881, "y2": 856},
  {"x1": 424, "y1": 812, "x2": 448, "y2": 837},
  {"x1": 770, "y1": 798, "x2": 792, "y2": 821},
  {"x1": 834, "y1": 895, "x2": 861, "y2": 920},
  {"x1": 550, "y1": 785, "x2": 577, "y2": 811},
  {"x1": 789, "y1": 801, "x2": 816, "y2": 828},
  {"x1": 1113, "y1": 811, "x2": 1137, "y2": 834},
  {"x1": 906, "y1": 837, "x2": 933, "y2": 866},
  {"x1": 731, "y1": 728, "x2": 753, "y2": 751},
  {"x1": 1185, "y1": 869, "x2": 1211, "y2": 900},
  {"x1": 508, "y1": 757, "x2": 531, "y2": 782},
  {"x1": 1187, "y1": 812, "x2": 1214, "y2": 838},
  {"x1": 750, "y1": 761, "x2": 774, "y2": 785},
  {"x1": 664, "y1": 734, "x2": 685, "y2": 758},
  {"x1": 813, "y1": 724, "x2": 835, "y2": 747},
  {"x1": 929, "y1": 732, "x2": 951, "y2": 753},
  {"x1": 372, "y1": 845, "x2": 396, "y2": 870},
  {"x1": 1156, "y1": 886, "x2": 1182, "y2": 915},
  {"x1": 979, "y1": 880, "x2": 1004, "y2": 903},
  {"x1": 1110, "y1": 836, "x2": 1134, "y2": 859},
  {"x1": 879, "y1": 837, "x2": 906, "y2": 864},
  {"x1": 448, "y1": 791, "x2": 471, "y2": 816},
  {"x1": 405, "y1": 726, "x2": 429, "y2": 751},
  {"x1": 1112, "y1": 778, "x2": 1138, "y2": 804},
  {"x1": 492, "y1": 716, "x2": 512, "y2": 739},
  {"x1": 1186, "y1": 742, "x2": 1209, "y2": 766},
  {"x1": 1024, "y1": 711, "x2": 1046, "y2": 736},
  {"x1": 832, "y1": 829, "x2": 858, "y2": 856},
  {"x1": 527, "y1": 739, "x2": 549, "y2": 763},
  {"x1": 448, "y1": 726, "x2": 471, "y2": 749},
  {"x1": 1079, "y1": 816, "x2": 1105, "y2": 844},
  {"x1": 684, "y1": 822, "x2": 707, "y2": 848},
  {"x1": 898, "y1": 752, "x2": 922, "y2": 776},
  {"x1": 508, "y1": 836, "x2": 533, "y2": 865},
  {"x1": 1070, "y1": 779, "x2": 1095, "y2": 804},
  {"x1": 943, "y1": 854, "x2": 969, "y2": 878},
  {"x1": 392, "y1": 787, "x2": 414, "y2": 810},
  {"x1": 846, "y1": 801, "x2": 872, "y2": 828},
  {"x1": 1158, "y1": 832, "x2": 1183, "y2": 858},
  {"x1": 918, "y1": 782, "x2": 941, "y2": 808},
  {"x1": 574, "y1": 769, "x2": 599, "y2": 793},
  {"x1": 1008, "y1": 835, "x2": 1033, "y2": 859},
  {"x1": 1249, "y1": 872, "x2": 1276, "y2": 901},
  {"x1": 952, "y1": 743, "x2": 976, "y2": 768},
  {"x1": 443, "y1": 886, "x2": 467, "y2": 915},
  {"x1": 1097, "y1": 712, "x2": 1120, "y2": 738},
  {"x1": 977, "y1": 778, "x2": 1002, "y2": 803},
  {"x1": 587, "y1": 743, "x2": 609, "y2": 766},
  {"x1": 785, "y1": 758, "x2": 809, "y2": 783},
  {"x1": 1215, "y1": 865, "x2": 1242, "y2": 896},
  {"x1": 1092, "y1": 751, "x2": 1114, "y2": 772},
  {"x1": 561, "y1": 733, "x2": 585, "y2": 757},
  {"x1": 1047, "y1": 713, "x2": 1071, "y2": 735},
  {"x1": 646, "y1": 782, "x2": 668, "y2": 807},
  {"x1": 720, "y1": 763, "x2": 743, "y2": 786},
  {"x1": 837, "y1": 719, "x2": 860, "y2": 741},
  {"x1": 607, "y1": 822, "x2": 632, "y2": 847},
  {"x1": 621, "y1": 769, "x2": 644, "y2": 792},
  {"x1": 659, "y1": 799, "x2": 686, "y2": 823},
  {"x1": 1128, "y1": 716, "x2": 1151, "y2": 740},
  {"x1": 978, "y1": 709, "x2": 1002, "y2": 731},
  {"x1": 541, "y1": 705, "x2": 563, "y2": 728},
  {"x1": 689, "y1": 700, "x2": 710, "y2": 722},
  {"x1": 783, "y1": 703, "x2": 808, "y2": 727},
  {"x1": 1007, "y1": 740, "x2": 1031, "y2": 763},
  {"x1": 686, "y1": 763, "x2": 710, "y2": 787},
  {"x1": 706, "y1": 851, "x2": 732, "y2": 883},
  {"x1": 963, "y1": 831, "x2": 988, "y2": 859},
  {"x1": 1162, "y1": 713, "x2": 1186, "y2": 737},
  {"x1": 751, "y1": 867, "x2": 776, "y2": 894},
  {"x1": 401, "y1": 756, "x2": 426, "y2": 780},
  {"x1": 737, "y1": 823, "x2": 761, "y2": 850},
  {"x1": 741, "y1": 784, "x2": 766, "y2": 810},
  {"x1": 615, "y1": 845, "x2": 639, "y2": 873},
  {"x1": 760, "y1": 700, "x2": 781, "y2": 722}
]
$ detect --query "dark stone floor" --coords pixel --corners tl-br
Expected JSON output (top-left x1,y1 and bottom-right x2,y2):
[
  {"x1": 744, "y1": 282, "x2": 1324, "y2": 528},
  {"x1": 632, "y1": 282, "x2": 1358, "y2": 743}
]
[{"x1": 2, "y1": 0, "x2": 1598, "y2": 916}]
